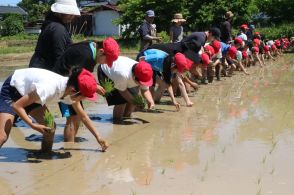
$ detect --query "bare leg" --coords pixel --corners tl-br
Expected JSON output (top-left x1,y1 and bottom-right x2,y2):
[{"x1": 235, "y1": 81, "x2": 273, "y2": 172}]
[
  {"x1": 63, "y1": 116, "x2": 81, "y2": 142},
  {"x1": 113, "y1": 104, "x2": 126, "y2": 121},
  {"x1": 123, "y1": 103, "x2": 136, "y2": 117},
  {"x1": 0, "y1": 113, "x2": 14, "y2": 148},
  {"x1": 153, "y1": 78, "x2": 166, "y2": 102},
  {"x1": 29, "y1": 105, "x2": 55, "y2": 152}
]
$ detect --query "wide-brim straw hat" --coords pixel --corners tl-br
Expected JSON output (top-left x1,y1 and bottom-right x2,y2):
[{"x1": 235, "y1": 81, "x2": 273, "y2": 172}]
[
  {"x1": 171, "y1": 13, "x2": 186, "y2": 23},
  {"x1": 224, "y1": 11, "x2": 234, "y2": 19},
  {"x1": 51, "y1": 0, "x2": 80, "y2": 16}
]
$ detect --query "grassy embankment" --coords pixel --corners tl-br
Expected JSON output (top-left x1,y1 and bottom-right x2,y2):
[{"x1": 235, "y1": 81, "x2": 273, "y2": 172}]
[{"x1": 0, "y1": 34, "x2": 139, "y2": 55}]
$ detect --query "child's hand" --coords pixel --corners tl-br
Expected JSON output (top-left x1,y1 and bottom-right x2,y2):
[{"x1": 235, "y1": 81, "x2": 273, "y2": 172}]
[
  {"x1": 186, "y1": 101, "x2": 194, "y2": 107},
  {"x1": 96, "y1": 85, "x2": 106, "y2": 96},
  {"x1": 173, "y1": 101, "x2": 180, "y2": 111},
  {"x1": 32, "y1": 124, "x2": 52, "y2": 134},
  {"x1": 97, "y1": 138, "x2": 109, "y2": 152}
]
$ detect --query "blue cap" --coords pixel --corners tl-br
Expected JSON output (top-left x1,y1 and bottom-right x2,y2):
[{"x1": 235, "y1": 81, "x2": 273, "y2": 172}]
[
  {"x1": 250, "y1": 24, "x2": 255, "y2": 29},
  {"x1": 146, "y1": 10, "x2": 155, "y2": 17}
]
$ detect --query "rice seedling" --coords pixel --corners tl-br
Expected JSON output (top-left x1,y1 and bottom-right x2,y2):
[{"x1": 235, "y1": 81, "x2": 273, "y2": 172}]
[
  {"x1": 100, "y1": 78, "x2": 115, "y2": 96},
  {"x1": 257, "y1": 188, "x2": 261, "y2": 195},
  {"x1": 132, "y1": 95, "x2": 146, "y2": 108},
  {"x1": 44, "y1": 110, "x2": 54, "y2": 133},
  {"x1": 204, "y1": 161, "x2": 209, "y2": 172},
  {"x1": 262, "y1": 155, "x2": 267, "y2": 164}
]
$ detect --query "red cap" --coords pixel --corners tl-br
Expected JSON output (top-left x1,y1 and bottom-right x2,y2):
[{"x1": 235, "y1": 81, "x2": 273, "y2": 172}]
[
  {"x1": 103, "y1": 37, "x2": 120, "y2": 68},
  {"x1": 174, "y1": 52, "x2": 189, "y2": 73},
  {"x1": 240, "y1": 24, "x2": 249, "y2": 29},
  {"x1": 204, "y1": 45, "x2": 215, "y2": 57},
  {"x1": 134, "y1": 61, "x2": 153, "y2": 86},
  {"x1": 254, "y1": 32, "x2": 260, "y2": 36},
  {"x1": 264, "y1": 45, "x2": 270, "y2": 52},
  {"x1": 228, "y1": 46, "x2": 237, "y2": 59},
  {"x1": 252, "y1": 46, "x2": 259, "y2": 54},
  {"x1": 242, "y1": 50, "x2": 248, "y2": 58},
  {"x1": 253, "y1": 38, "x2": 260, "y2": 46},
  {"x1": 234, "y1": 37, "x2": 243, "y2": 45},
  {"x1": 201, "y1": 53, "x2": 210, "y2": 68},
  {"x1": 211, "y1": 40, "x2": 221, "y2": 53},
  {"x1": 77, "y1": 69, "x2": 97, "y2": 101},
  {"x1": 186, "y1": 58, "x2": 194, "y2": 70},
  {"x1": 275, "y1": 40, "x2": 281, "y2": 46}
]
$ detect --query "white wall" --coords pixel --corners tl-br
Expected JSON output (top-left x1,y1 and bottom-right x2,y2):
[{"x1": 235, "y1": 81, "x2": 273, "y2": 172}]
[{"x1": 93, "y1": 10, "x2": 120, "y2": 36}]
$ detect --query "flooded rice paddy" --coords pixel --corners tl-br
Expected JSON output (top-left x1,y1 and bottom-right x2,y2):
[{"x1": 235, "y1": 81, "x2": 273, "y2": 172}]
[{"x1": 1, "y1": 54, "x2": 294, "y2": 195}]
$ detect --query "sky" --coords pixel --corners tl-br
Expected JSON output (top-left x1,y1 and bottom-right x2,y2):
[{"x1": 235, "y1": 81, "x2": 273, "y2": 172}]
[{"x1": 1, "y1": 0, "x2": 21, "y2": 6}]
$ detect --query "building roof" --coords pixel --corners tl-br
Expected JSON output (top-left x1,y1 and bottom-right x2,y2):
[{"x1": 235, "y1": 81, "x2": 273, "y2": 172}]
[{"x1": 0, "y1": 6, "x2": 28, "y2": 16}]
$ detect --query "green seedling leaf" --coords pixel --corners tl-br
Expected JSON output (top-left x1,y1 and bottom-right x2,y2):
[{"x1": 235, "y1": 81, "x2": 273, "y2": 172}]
[
  {"x1": 44, "y1": 110, "x2": 54, "y2": 133},
  {"x1": 100, "y1": 78, "x2": 115, "y2": 96},
  {"x1": 132, "y1": 95, "x2": 146, "y2": 108}
]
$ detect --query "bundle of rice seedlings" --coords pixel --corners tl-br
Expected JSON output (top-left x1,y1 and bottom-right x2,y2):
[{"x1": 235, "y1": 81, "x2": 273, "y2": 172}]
[
  {"x1": 100, "y1": 78, "x2": 115, "y2": 96},
  {"x1": 132, "y1": 95, "x2": 146, "y2": 108},
  {"x1": 44, "y1": 110, "x2": 54, "y2": 133}
]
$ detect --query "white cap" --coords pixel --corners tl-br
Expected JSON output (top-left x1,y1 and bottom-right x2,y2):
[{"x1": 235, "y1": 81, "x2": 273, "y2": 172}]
[{"x1": 51, "y1": 0, "x2": 80, "y2": 16}]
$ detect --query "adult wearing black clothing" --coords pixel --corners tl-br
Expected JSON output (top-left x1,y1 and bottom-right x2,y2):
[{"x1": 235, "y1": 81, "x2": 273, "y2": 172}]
[
  {"x1": 148, "y1": 41, "x2": 201, "y2": 62},
  {"x1": 182, "y1": 27, "x2": 221, "y2": 46},
  {"x1": 29, "y1": 0, "x2": 80, "y2": 70},
  {"x1": 220, "y1": 11, "x2": 234, "y2": 43}
]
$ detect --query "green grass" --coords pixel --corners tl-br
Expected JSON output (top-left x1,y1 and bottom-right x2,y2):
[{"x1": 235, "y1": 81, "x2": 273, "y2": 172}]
[{"x1": 0, "y1": 46, "x2": 34, "y2": 55}]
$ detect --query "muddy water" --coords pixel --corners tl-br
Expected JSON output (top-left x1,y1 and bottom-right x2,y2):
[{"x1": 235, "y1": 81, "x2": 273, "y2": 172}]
[{"x1": 1, "y1": 55, "x2": 294, "y2": 195}]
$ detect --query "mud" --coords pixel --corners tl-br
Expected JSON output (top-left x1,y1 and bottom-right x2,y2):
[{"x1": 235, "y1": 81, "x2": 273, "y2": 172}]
[{"x1": 0, "y1": 55, "x2": 294, "y2": 195}]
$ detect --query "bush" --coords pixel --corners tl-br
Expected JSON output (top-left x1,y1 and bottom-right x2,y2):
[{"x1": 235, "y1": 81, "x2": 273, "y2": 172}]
[
  {"x1": 1, "y1": 14, "x2": 24, "y2": 36},
  {"x1": 157, "y1": 31, "x2": 170, "y2": 43},
  {"x1": 255, "y1": 23, "x2": 294, "y2": 40}
]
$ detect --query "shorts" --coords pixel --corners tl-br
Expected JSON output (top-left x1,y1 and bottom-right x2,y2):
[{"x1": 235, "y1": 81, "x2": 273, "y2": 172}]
[
  {"x1": 0, "y1": 75, "x2": 41, "y2": 116},
  {"x1": 259, "y1": 45, "x2": 264, "y2": 54},
  {"x1": 97, "y1": 65, "x2": 139, "y2": 106}
]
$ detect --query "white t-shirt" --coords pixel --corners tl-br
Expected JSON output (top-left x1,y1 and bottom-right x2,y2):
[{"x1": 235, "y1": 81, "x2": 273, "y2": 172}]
[
  {"x1": 100, "y1": 56, "x2": 139, "y2": 91},
  {"x1": 10, "y1": 68, "x2": 68, "y2": 105},
  {"x1": 238, "y1": 33, "x2": 247, "y2": 41},
  {"x1": 236, "y1": 50, "x2": 243, "y2": 61}
]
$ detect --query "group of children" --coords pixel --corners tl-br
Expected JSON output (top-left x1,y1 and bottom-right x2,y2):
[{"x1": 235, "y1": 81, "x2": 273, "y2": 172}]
[{"x1": 0, "y1": 23, "x2": 292, "y2": 154}]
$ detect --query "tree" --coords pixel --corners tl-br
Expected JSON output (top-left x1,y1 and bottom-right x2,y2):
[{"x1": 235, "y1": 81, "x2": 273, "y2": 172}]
[
  {"x1": 116, "y1": 0, "x2": 188, "y2": 38},
  {"x1": 257, "y1": 0, "x2": 294, "y2": 24},
  {"x1": 18, "y1": 0, "x2": 52, "y2": 22},
  {"x1": 1, "y1": 13, "x2": 25, "y2": 36},
  {"x1": 186, "y1": 0, "x2": 259, "y2": 31},
  {"x1": 116, "y1": 0, "x2": 259, "y2": 38}
]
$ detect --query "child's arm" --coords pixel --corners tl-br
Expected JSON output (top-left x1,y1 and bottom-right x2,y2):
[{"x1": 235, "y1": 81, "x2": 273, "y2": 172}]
[
  {"x1": 254, "y1": 54, "x2": 264, "y2": 67},
  {"x1": 166, "y1": 84, "x2": 180, "y2": 111},
  {"x1": 175, "y1": 73, "x2": 193, "y2": 107},
  {"x1": 12, "y1": 90, "x2": 50, "y2": 134},
  {"x1": 140, "y1": 88, "x2": 155, "y2": 109},
  {"x1": 72, "y1": 101, "x2": 108, "y2": 151}
]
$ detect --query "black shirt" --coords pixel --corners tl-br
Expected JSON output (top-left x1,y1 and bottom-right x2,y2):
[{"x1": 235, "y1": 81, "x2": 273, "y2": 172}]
[
  {"x1": 29, "y1": 12, "x2": 72, "y2": 70},
  {"x1": 182, "y1": 32, "x2": 207, "y2": 46},
  {"x1": 52, "y1": 42, "x2": 95, "y2": 76},
  {"x1": 220, "y1": 21, "x2": 232, "y2": 43},
  {"x1": 246, "y1": 29, "x2": 253, "y2": 41}
]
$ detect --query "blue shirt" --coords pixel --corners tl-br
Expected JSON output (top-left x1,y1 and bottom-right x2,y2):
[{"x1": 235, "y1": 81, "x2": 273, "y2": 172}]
[
  {"x1": 221, "y1": 42, "x2": 230, "y2": 56},
  {"x1": 143, "y1": 49, "x2": 169, "y2": 72}
]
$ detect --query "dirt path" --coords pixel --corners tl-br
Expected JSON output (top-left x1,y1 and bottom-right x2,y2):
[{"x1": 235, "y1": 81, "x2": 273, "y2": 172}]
[{"x1": 0, "y1": 55, "x2": 294, "y2": 195}]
